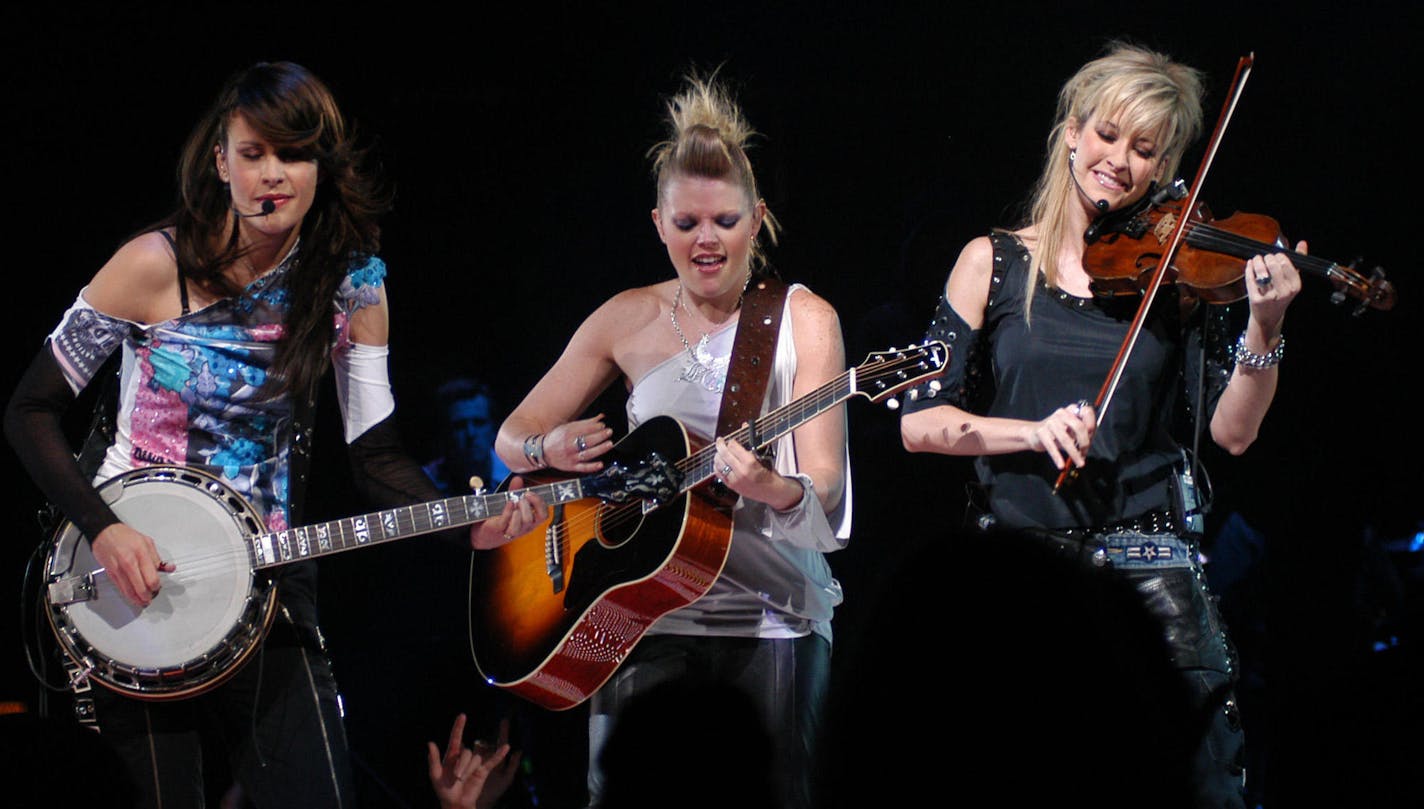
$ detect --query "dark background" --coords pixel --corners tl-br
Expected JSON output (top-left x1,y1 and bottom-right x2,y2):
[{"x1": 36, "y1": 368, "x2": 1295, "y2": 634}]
[{"x1": 2, "y1": 3, "x2": 1418, "y2": 806}]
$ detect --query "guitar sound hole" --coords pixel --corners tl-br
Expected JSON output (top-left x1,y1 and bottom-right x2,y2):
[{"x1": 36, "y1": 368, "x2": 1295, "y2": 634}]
[{"x1": 594, "y1": 503, "x2": 645, "y2": 550}]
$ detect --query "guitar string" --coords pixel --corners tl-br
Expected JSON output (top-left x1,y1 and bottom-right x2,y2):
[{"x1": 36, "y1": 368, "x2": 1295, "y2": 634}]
[
  {"x1": 540, "y1": 381, "x2": 852, "y2": 544},
  {"x1": 518, "y1": 365, "x2": 866, "y2": 549},
  {"x1": 530, "y1": 353, "x2": 931, "y2": 541}
]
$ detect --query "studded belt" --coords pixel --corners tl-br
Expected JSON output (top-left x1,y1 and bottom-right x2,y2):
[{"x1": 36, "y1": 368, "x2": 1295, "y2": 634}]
[
  {"x1": 1032, "y1": 511, "x2": 1196, "y2": 570},
  {"x1": 1057, "y1": 509, "x2": 1182, "y2": 539}
]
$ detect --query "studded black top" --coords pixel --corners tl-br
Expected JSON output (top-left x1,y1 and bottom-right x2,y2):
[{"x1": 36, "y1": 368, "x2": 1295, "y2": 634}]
[{"x1": 902, "y1": 231, "x2": 1232, "y2": 529}]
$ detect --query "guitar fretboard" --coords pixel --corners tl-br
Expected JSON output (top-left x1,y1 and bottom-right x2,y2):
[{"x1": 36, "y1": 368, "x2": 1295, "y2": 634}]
[{"x1": 676, "y1": 343, "x2": 943, "y2": 491}]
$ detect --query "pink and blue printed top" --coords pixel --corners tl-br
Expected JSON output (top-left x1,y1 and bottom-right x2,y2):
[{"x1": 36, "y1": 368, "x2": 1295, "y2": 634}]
[{"x1": 49, "y1": 249, "x2": 386, "y2": 531}]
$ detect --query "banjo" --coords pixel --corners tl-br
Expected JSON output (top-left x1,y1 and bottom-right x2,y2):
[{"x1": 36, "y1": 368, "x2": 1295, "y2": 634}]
[{"x1": 42, "y1": 460, "x2": 678, "y2": 701}]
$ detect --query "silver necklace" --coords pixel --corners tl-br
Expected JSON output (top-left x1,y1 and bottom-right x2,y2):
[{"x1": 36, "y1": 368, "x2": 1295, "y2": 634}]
[{"x1": 670, "y1": 281, "x2": 745, "y2": 393}]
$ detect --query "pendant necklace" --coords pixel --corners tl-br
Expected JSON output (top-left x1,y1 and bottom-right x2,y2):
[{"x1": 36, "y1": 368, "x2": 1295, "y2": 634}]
[{"x1": 669, "y1": 276, "x2": 747, "y2": 393}]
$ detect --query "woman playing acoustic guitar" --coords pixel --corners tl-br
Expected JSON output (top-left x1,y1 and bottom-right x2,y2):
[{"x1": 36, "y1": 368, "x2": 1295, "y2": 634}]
[{"x1": 491, "y1": 73, "x2": 850, "y2": 809}]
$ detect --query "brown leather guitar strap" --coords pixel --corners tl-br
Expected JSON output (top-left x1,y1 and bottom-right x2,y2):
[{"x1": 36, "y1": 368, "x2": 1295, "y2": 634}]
[
  {"x1": 716, "y1": 276, "x2": 789, "y2": 438},
  {"x1": 707, "y1": 276, "x2": 789, "y2": 507}
]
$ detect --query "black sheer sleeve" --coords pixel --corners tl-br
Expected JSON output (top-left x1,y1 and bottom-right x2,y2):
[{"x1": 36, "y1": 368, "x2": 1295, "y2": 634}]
[
  {"x1": 900, "y1": 293, "x2": 991, "y2": 416},
  {"x1": 346, "y1": 414, "x2": 471, "y2": 546},
  {"x1": 3, "y1": 346, "x2": 121, "y2": 541}
]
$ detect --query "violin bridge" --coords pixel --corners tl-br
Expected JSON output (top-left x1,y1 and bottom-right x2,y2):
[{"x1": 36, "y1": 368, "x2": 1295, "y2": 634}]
[{"x1": 1153, "y1": 212, "x2": 1178, "y2": 245}]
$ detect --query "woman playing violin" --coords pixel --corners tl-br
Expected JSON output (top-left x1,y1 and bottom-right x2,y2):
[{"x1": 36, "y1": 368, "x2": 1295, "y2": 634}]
[{"x1": 900, "y1": 43, "x2": 1300, "y2": 806}]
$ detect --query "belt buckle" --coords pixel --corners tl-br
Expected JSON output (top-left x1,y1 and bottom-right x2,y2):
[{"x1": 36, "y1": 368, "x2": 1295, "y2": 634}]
[
  {"x1": 1124, "y1": 539, "x2": 1175, "y2": 562},
  {"x1": 1102, "y1": 533, "x2": 1192, "y2": 569}
]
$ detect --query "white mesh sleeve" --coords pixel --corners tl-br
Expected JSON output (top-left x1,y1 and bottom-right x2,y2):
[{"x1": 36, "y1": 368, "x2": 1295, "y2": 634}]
[{"x1": 332, "y1": 342, "x2": 396, "y2": 443}]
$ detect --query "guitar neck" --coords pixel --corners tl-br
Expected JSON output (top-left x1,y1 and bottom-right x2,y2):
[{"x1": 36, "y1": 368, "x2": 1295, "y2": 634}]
[
  {"x1": 249, "y1": 479, "x2": 587, "y2": 569},
  {"x1": 677, "y1": 371, "x2": 856, "y2": 492}
]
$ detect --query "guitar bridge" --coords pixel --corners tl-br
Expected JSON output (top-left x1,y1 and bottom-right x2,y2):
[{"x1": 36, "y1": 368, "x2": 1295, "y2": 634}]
[
  {"x1": 545, "y1": 503, "x2": 565, "y2": 595},
  {"x1": 48, "y1": 573, "x2": 98, "y2": 606}
]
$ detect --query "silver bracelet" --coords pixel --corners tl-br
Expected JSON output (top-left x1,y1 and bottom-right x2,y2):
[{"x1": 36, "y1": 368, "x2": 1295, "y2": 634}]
[
  {"x1": 522, "y1": 433, "x2": 547, "y2": 469},
  {"x1": 1233, "y1": 332, "x2": 1285, "y2": 369}
]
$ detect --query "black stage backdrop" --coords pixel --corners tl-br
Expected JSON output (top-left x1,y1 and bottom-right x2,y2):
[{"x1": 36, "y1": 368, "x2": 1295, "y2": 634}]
[{"x1": 2, "y1": 4, "x2": 1418, "y2": 806}]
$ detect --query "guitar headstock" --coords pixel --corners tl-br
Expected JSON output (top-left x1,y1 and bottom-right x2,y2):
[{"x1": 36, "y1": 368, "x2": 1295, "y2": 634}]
[
  {"x1": 851, "y1": 341, "x2": 950, "y2": 405},
  {"x1": 585, "y1": 452, "x2": 684, "y2": 505}
]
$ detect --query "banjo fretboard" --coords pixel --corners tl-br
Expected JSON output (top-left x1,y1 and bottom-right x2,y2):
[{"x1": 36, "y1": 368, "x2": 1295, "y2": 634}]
[{"x1": 249, "y1": 480, "x2": 589, "y2": 568}]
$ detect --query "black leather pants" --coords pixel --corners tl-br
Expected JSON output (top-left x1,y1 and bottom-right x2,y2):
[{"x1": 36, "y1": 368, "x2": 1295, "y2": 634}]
[{"x1": 1041, "y1": 529, "x2": 1246, "y2": 809}]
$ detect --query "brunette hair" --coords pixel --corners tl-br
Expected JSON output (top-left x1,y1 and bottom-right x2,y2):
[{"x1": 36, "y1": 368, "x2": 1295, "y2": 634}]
[
  {"x1": 1025, "y1": 43, "x2": 1204, "y2": 318},
  {"x1": 160, "y1": 61, "x2": 387, "y2": 398},
  {"x1": 648, "y1": 71, "x2": 779, "y2": 273}
]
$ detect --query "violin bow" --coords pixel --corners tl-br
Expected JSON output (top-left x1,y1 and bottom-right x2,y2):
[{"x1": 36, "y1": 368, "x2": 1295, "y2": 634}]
[{"x1": 1054, "y1": 53, "x2": 1255, "y2": 494}]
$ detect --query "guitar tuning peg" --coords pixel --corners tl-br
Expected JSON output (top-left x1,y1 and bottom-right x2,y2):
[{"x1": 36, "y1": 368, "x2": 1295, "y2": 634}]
[
  {"x1": 928, "y1": 380, "x2": 941, "y2": 392},
  {"x1": 908, "y1": 389, "x2": 919, "y2": 401},
  {"x1": 885, "y1": 398, "x2": 900, "y2": 410}
]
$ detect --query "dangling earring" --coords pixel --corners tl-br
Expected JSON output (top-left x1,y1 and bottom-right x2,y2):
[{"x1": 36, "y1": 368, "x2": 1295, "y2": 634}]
[
  {"x1": 216, "y1": 145, "x2": 231, "y2": 185},
  {"x1": 1069, "y1": 148, "x2": 1077, "y2": 163}
]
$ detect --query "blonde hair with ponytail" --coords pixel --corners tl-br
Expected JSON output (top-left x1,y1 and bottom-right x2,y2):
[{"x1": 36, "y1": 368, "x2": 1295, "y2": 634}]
[{"x1": 648, "y1": 72, "x2": 780, "y2": 272}]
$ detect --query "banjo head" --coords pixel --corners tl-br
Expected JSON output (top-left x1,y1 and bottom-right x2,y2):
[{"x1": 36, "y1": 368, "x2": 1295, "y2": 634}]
[{"x1": 45, "y1": 466, "x2": 278, "y2": 700}]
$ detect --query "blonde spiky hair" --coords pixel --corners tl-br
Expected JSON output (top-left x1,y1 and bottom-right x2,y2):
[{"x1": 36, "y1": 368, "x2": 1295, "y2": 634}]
[{"x1": 649, "y1": 70, "x2": 779, "y2": 271}]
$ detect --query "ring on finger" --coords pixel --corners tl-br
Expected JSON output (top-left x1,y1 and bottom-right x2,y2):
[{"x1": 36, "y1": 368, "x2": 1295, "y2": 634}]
[
  {"x1": 575, "y1": 435, "x2": 587, "y2": 453},
  {"x1": 721, "y1": 464, "x2": 733, "y2": 476}
]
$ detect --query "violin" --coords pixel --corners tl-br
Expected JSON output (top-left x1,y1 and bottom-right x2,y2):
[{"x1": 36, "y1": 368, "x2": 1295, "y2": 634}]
[{"x1": 1081, "y1": 179, "x2": 1396, "y2": 314}]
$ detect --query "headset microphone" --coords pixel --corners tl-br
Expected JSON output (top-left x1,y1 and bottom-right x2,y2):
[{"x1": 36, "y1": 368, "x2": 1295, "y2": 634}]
[
  {"x1": 1069, "y1": 152, "x2": 1111, "y2": 214},
  {"x1": 236, "y1": 199, "x2": 278, "y2": 218}
]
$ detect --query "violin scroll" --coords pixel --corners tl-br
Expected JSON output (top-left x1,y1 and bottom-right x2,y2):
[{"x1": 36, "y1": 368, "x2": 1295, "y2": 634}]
[{"x1": 1329, "y1": 261, "x2": 1395, "y2": 315}]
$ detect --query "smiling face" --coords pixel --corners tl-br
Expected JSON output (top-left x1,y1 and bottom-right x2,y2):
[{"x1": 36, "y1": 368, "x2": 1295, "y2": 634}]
[
  {"x1": 651, "y1": 175, "x2": 765, "y2": 307},
  {"x1": 1065, "y1": 109, "x2": 1166, "y2": 215},
  {"x1": 215, "y1": 113, "x2": 319, "y2": 244}
]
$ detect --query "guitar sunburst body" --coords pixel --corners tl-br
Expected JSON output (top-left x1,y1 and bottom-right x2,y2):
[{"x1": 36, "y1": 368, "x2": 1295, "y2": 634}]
[{"x1": 470, "y1": 416, "x2": 731, "y2": 710}]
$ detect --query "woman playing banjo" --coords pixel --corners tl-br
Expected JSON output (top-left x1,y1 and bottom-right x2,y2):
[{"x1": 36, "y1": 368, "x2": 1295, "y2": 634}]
[{"x1": 4, "y1": 61, "x2": 538, "y2": 807}]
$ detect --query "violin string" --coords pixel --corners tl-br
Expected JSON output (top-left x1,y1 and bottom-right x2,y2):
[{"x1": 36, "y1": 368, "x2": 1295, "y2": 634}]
[{"x1": 1182, "y1": 221, "x2": 1345, "y2": 280}]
